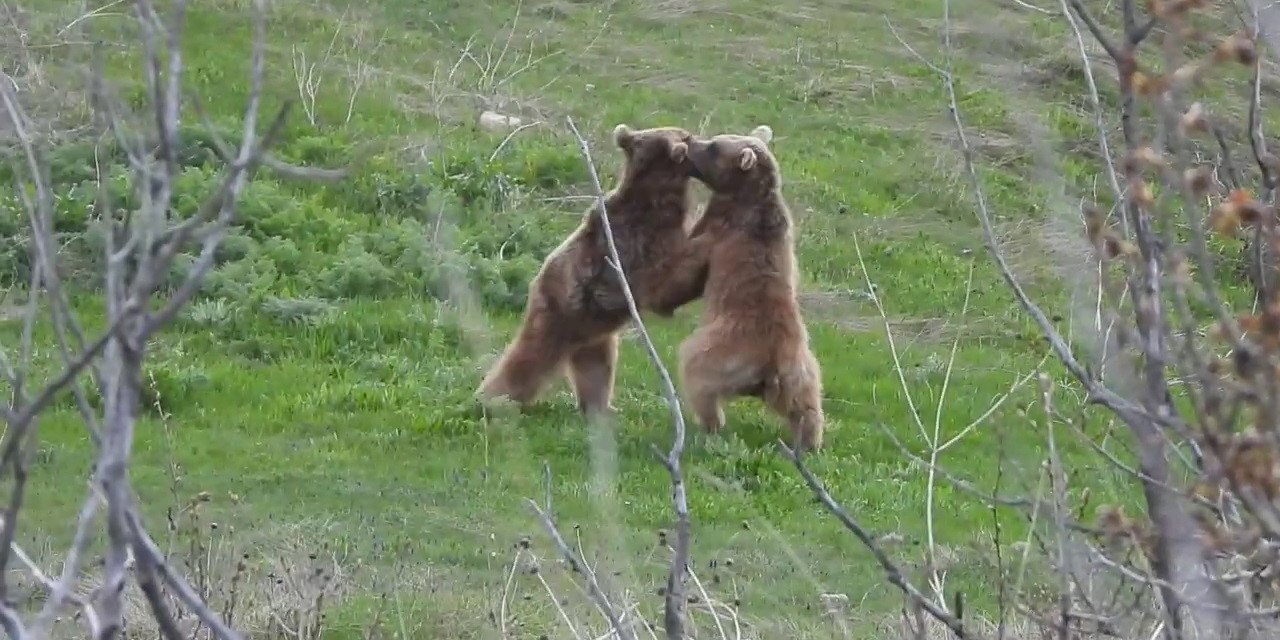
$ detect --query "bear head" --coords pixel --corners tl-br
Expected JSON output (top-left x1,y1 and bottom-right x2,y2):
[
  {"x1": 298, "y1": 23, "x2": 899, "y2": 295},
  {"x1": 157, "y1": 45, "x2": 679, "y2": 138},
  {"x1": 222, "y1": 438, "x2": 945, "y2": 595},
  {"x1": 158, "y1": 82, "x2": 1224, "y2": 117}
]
[
  {"x1": 611, "y1": 124, "x2": 695, "y2": 190},
  {"x1": 686, "y1": 125, "x2": 778, "y2": 196}
]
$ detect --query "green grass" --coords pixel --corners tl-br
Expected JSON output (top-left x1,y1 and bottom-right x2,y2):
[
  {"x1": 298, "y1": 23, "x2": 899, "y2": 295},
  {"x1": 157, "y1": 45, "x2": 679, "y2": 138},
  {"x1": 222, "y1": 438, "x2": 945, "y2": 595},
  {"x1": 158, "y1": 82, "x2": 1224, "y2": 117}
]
[{"x1": 1, "y1": 0, "x2": 1257, "y2": 637}]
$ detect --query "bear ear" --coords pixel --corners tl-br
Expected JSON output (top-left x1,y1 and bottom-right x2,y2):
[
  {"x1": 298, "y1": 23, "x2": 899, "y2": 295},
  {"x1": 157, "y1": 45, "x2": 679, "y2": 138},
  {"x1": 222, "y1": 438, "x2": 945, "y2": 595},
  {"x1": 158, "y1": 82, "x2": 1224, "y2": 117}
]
[
  {"x1": 669, "y1": 141, "x2": 688, "y2": 162},
  {"x1": 737, "y1": 147, "x2": 758, "y2": 172},
  {"x1": 613, "y1": 124, "x2": 634, "y2": 149},
  {"x1": 749, "y1": 125, "x2": 773, "y2": 144}
]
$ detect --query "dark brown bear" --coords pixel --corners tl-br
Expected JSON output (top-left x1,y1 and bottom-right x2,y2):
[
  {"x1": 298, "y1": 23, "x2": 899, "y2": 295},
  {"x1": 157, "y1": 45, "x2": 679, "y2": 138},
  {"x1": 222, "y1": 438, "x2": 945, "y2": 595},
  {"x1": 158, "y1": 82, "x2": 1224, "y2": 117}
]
[
  {"x1": 477, "y1": 124, "x2": 708, "y2": 418},
  {"x1": 675, "y1": 125, "x2": 825, "y2": 451}
]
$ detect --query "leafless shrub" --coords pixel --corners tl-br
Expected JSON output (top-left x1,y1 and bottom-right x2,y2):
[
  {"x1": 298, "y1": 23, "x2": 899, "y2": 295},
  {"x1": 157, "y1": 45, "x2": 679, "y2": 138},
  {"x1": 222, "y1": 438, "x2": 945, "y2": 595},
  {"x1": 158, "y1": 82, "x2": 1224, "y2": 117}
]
[
  {"x1": 289, "y1": 4, "x2": 387, "y2": 128},
  {"x1": 0, "y1": 0, "x2": 341, "y2": 638},
  {"x1": 784, "y1": 0, "x2": 1280, "y2": 638}
]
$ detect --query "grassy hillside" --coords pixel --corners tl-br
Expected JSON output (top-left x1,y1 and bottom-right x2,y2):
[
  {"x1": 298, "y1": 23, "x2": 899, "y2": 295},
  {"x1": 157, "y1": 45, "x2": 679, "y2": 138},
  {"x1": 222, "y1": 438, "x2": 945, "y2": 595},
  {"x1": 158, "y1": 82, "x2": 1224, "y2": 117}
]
[{"x1": 2, "y1": 0, "x2": 1238, "y2": 637}]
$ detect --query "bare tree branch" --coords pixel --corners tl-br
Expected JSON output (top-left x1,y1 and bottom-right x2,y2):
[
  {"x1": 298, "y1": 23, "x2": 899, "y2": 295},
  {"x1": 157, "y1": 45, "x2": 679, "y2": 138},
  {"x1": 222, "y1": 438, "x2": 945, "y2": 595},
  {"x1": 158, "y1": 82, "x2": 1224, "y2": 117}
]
[
  {"x1": 779, "y1": 442, "x2": 968, "y2": 638},
  {"x1": 885, "y1": 0, "x2": 1280, "y2": 636},
  {"x1": 884, "y1": 17, "x2": 1157, "y2": 430},
  {"x1": 0, "y1": 0, "x2": 327, "y2": 637},
  {"x1": 526, "y1": 498, "x2": 635, "y2": 640},
  {"x1": 564, "y1": 116, "x2": 692, "y2": 639}
]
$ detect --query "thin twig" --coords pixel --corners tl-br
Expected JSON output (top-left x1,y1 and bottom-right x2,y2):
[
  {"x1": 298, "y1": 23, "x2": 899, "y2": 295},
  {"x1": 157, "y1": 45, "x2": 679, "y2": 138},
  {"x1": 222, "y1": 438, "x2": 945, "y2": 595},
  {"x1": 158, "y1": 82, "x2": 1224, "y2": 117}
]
[
  {"x1": 564, "y1": 117, "x2": 691, "y2": 639},
  {"x1": 780, "y1": 443, "x2": 967, "y2": 638},
  {"x1": 883, "y1": 16, "x2": 1159, "y2": 430},
  {"x1": 527, "y1": 499, "x2": 634, "y2": 640}
]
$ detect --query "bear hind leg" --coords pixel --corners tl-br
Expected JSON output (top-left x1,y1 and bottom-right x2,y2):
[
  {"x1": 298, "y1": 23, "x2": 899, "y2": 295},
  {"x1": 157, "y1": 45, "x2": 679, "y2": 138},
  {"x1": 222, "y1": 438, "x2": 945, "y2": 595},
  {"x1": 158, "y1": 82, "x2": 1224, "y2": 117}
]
[
  {"x1": 478, "y1": 326, "x2": 567, "y2": 410},
  {"x1": 763, "y1": 349, "x2": 825, "y2": 452},
  {"x1": 566, "y1": 333, "x2": 619, "y2": 419},
  {"x1": 679, "y1": 332, "x2": 763, "y2": 435},
  {"x1": 682, "y1": 374, "x2": 726, "y2": 434}
]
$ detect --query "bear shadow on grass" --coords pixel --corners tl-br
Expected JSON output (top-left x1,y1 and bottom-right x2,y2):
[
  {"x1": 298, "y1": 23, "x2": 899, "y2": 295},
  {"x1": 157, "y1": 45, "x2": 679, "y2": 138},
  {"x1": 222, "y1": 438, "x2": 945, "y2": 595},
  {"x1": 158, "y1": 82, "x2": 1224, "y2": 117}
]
[
  {"x1": 465, "y1": 385, "x2": 808, "y2": 472},
  {"x1": 686, "y1": 411, "x2": 789, "y2": 453}
]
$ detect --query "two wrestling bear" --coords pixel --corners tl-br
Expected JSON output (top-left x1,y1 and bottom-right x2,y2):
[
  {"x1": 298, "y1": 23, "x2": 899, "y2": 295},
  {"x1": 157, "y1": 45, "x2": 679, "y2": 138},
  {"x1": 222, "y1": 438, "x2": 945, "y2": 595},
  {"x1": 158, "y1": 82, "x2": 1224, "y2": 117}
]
[{"x1": 476, "y1": 124, "x2": 824, "y2": 452}]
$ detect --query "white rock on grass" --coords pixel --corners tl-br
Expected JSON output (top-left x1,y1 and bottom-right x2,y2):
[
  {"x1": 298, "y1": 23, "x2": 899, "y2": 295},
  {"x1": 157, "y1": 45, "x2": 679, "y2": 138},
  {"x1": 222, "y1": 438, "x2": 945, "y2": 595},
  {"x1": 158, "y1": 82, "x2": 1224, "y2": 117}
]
[{"x1": 479, "y1": 110, "x2": 522, "y2": 132}]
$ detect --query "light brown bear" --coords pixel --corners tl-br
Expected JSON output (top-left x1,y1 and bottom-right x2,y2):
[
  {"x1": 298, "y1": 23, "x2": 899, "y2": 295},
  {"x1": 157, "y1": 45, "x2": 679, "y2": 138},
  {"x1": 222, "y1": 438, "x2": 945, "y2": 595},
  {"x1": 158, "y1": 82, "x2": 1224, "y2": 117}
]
[
  {"x1": 477, "y1": 124, "x2": 709, "y2": 418},
  {"x1": 676, "y1": 125, "x2": 825, "y2": 451}
]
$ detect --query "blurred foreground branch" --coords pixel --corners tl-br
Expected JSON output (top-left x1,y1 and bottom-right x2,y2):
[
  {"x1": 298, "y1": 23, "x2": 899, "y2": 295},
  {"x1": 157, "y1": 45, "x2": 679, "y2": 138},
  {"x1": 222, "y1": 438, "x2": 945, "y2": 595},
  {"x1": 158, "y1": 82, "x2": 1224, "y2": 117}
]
[
  {"x1": 0, "y1": 1, "x2": 339, "y2": 638},
  {"x1": 513, "y1": 118, "x2": 698, "y2": 637},
  {"x1": 849, "y1": 0, "x2": 1280, "y2": 637},
  {"x1": 517, "y1": 118, "x2": 695, "y2": 639}
]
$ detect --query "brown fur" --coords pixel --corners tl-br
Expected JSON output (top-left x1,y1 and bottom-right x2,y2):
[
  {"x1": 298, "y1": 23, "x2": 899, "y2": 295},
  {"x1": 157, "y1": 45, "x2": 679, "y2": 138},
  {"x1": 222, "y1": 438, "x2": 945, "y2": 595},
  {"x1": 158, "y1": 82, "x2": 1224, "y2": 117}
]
[
  {"x1": 675, "y1": 125, "x2": 825, "y2": 451},
  {"x1": 477, "y1": 125, "x2": 708, "y2": 418}
]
